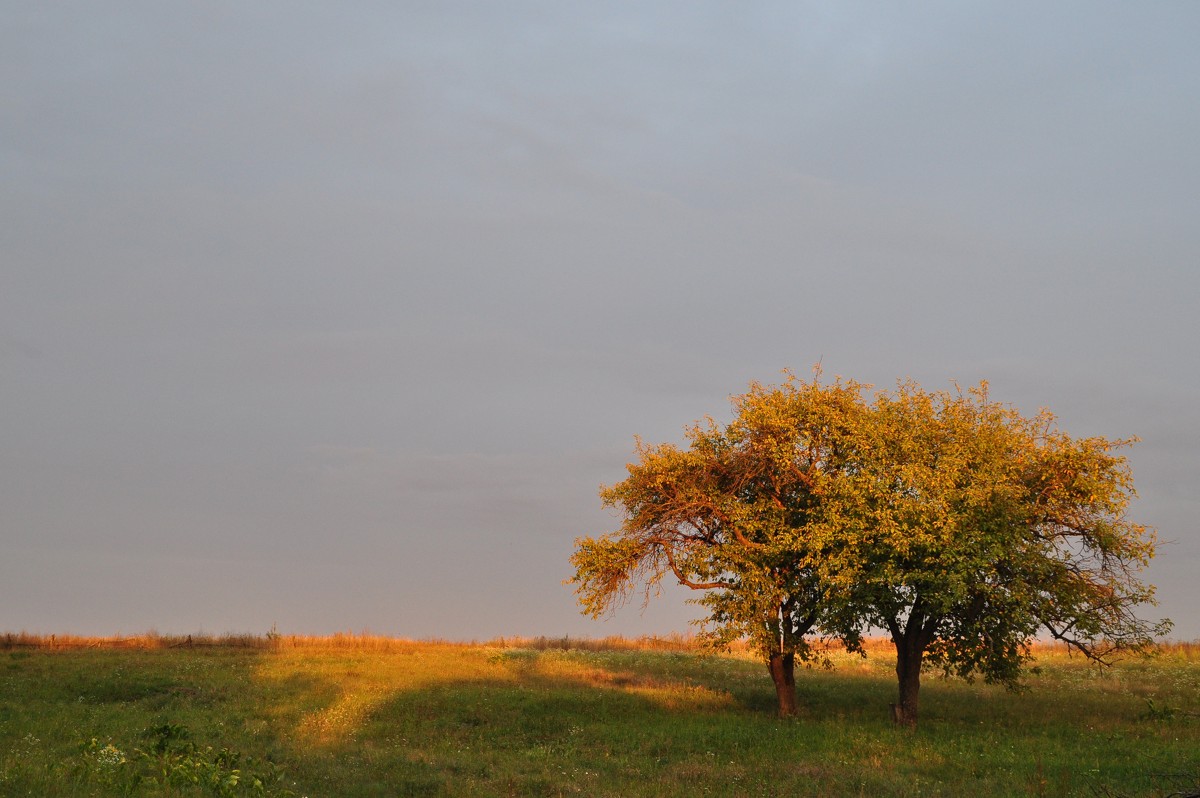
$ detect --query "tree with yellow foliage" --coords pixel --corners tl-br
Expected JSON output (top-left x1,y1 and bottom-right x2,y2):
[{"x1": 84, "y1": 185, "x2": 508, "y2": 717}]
[
  {"x1": 570, "y1": 374, "x2": 866, "y2": 716},
  {"x1": 819, "y1": 381, "x2": 1169, "y2": 727},
  {"x1": 570, "y1": 373, "x2": 1169, "y2": 726}
]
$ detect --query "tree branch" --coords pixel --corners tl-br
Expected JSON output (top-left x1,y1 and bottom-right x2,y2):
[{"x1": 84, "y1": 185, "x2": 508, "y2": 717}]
[{"x1": 664, "y1": 546, "x2": 727, "y2": 591}]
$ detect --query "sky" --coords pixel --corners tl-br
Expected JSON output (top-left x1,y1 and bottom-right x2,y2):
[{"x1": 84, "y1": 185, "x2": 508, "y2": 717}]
[{"x1": 3, "y1": 2, "x2": 1198, "y2": 641}]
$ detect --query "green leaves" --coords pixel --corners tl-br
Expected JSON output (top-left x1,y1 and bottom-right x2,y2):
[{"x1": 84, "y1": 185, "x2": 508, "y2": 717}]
[
  {"x1": 71, "y1": 723, "x2": 292, "y2": 797},
  {"x1": 570, "y1": 371, "x2": 1169, "y2": 721},
  {"x1": 570, "y1": 371, "x2": 870, "y2": 666}
]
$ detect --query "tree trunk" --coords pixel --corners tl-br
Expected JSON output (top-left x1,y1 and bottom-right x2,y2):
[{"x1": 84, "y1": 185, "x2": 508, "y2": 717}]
[
  {"x1": 766, "y1": 652, "x2": 798, "y2": 717},
  {"x1": 891, "y1": 642, "x2": 923, "y2": 728}
]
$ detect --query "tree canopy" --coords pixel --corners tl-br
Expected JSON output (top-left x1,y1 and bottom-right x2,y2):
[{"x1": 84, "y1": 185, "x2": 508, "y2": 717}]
[
  {"x1": 813, "y1": 380, "x2": 1170, "y2": 725},
  {"x1": 569, "y1": 372, "x2": 1169, "y2": 725},
  {"x1": 570, "y1": 375, "x2": 866, "y2": 715}
]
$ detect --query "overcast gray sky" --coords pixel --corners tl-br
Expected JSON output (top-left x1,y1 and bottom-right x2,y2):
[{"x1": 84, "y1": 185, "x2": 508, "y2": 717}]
[{"x1": 3, "y1": 2, "x2": 1197, "y2": 641}]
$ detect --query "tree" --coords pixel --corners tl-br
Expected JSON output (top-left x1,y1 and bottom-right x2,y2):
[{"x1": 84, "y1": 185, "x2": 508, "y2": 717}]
[
  {"x1": 569, "y1": 374, "x2": 865, "y2": 716},
  {"x1": 571, "y1": 374, "x2": 1169, "y2": 727},
  {"x1": 812, "y1": 381, "x2": 1171, "y2": 727}
]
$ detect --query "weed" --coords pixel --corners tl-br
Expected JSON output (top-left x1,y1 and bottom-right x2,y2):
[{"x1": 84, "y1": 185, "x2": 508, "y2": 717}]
[{"x1": 68, "y1": 722, "x2": 292, "y2": 797}]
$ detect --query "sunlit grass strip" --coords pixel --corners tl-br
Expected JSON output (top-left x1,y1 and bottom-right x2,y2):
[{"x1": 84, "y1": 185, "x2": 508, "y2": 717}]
[{"x1": 3, "y1": 630, "x2": 1196, "y2": 657}]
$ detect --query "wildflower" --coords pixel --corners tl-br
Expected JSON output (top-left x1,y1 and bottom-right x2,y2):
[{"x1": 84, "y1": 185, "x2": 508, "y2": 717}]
[{"x1": 95, "y1": 743, "x2": 127, "y2": 767}]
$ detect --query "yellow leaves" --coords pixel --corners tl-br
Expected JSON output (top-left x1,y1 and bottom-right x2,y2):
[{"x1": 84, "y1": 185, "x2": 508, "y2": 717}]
[
  {"x1": 572, "y1": 371, "x2": 1165, "y2": 675},
  {"x1": 568, "y1": 534, "x2": 665, "y2": 619}
]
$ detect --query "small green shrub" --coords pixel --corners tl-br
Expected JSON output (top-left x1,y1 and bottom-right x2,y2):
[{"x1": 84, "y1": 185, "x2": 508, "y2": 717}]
[{"x1": 71, "y1": 723, "x2": 292, "y2": 797}]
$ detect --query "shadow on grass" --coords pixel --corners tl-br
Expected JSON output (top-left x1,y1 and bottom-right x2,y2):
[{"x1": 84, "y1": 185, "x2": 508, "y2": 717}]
[
  {"x1": 249, "y1": 646, "x2": 1200, "y2": 797},
  {"x1": 247, "y1": 647, "x2": 916, "y2": 797},
  {"x1": 6, "y1": 643, "x2": 1190, "y2": 797}
]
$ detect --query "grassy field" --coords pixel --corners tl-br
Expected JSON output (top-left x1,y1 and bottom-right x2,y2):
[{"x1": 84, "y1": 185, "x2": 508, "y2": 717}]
[{"x1": 1, "y1": 634, "x2": 1197, "y2": 797}]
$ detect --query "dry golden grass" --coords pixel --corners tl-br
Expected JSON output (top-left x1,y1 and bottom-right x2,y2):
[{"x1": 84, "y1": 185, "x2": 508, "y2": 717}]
[
  {"x1": 0, "y1": 631, "x2": 260, "y2": 650},
  {"x1": 3, "y1": 629, "x2": 1196, "y2": 659},
  {"x1": 483, "y1": 632, "x2": 707, "y2": 652}
]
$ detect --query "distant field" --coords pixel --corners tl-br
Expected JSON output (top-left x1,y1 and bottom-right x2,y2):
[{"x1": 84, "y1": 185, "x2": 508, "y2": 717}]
[{"x1": 1, "y1": 633, "x2": 1197, "y2": 797}]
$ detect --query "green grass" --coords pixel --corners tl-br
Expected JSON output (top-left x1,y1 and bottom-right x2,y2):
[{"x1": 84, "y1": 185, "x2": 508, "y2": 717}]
[{"x1": 1, "y1": 636, "x2": 1197, "y2": 796}]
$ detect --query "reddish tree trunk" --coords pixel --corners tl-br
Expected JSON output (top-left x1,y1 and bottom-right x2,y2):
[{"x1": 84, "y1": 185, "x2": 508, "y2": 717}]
[{"x1": 767, "y1": 652, "x2": 798, "y2": 717}]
